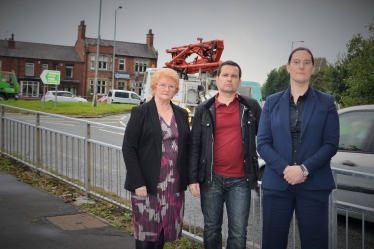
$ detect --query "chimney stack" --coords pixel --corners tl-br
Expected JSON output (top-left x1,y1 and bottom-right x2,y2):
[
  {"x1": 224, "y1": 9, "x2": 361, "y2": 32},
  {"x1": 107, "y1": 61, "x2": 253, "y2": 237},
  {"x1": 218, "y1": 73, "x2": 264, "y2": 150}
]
[
  {"x1": 146, "y1": 29, "x2": 154, "y2": 47},
  {"x1": 78, "y1": 20, "x2": 86, "y2": 41},
  {"x1": 8, "y1": 34, "x2": 15, "y2": 49}
]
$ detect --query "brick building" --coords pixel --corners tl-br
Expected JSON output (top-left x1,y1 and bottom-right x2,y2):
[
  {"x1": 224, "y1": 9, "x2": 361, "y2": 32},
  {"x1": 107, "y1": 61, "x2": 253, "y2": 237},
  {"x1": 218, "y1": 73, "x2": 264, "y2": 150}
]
[
  {"x1": 75, "y1": 20, "x2": 158, "y2": 97},
  {"x1": 0, "y1": 34, "x2": 84, "y2": 98},
  {"x1": 0, "y1": 20, "x2": 158, "y2": 98}
]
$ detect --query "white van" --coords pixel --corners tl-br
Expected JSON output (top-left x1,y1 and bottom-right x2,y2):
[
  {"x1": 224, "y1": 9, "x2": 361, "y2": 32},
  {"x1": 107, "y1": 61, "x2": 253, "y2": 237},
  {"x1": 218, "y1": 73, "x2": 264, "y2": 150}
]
[{"x1": 107, "y1": 90, "x2": 141, "y2": 105}]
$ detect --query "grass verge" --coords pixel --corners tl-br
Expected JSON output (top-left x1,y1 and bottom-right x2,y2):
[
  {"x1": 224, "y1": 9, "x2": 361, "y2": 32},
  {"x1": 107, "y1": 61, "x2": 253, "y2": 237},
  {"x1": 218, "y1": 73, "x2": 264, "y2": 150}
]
[{"x1": 1, "y1": 100, "x2": 136, "y2": 117}]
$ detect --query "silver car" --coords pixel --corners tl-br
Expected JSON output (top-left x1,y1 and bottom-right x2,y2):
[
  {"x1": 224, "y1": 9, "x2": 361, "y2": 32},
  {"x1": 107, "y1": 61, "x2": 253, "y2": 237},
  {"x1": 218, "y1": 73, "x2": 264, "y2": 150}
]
[
  {"x1": 332, "y1": 104, "x2": 374, "y2": 221},
  {"x1": 41, "y1": 91, "x2": 87, "y2": 102}
]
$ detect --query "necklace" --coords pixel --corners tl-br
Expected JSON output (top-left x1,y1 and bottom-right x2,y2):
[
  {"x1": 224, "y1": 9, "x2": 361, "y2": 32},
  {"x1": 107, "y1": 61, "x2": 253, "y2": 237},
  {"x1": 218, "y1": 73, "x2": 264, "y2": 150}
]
[{"x1": 157, "y1": 108, "x2": 172, "y2": 114}]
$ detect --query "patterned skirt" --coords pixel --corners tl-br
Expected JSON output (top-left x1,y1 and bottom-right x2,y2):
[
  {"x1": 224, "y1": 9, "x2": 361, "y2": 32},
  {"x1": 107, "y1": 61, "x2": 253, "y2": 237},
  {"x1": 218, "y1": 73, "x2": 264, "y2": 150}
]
[{"x1": 131, "y1": 190, "x2": 185, "y2": 242}]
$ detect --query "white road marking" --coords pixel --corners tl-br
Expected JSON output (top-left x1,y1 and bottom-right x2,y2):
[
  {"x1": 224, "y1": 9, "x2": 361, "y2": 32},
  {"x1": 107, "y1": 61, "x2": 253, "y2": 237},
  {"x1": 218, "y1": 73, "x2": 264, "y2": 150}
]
[
  {"x1": 119, "y1": 115, "x2": 128, "y2": 127},
  {"x1": 99, "y1": 129, "x2": 124, "y2": 135}
]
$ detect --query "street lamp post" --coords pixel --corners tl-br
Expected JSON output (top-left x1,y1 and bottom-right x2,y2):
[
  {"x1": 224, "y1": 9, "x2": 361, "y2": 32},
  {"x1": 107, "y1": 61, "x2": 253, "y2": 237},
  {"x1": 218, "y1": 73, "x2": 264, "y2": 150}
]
[
  {"x1": 291, "y1": 40, "x2": 304, "y2": 52},
  {"x1": 111, "y1": 6, "x2": 122, "y2": 90},
  {"x1": 92, "y1": 0, "x2": 102, "y2": 107}
]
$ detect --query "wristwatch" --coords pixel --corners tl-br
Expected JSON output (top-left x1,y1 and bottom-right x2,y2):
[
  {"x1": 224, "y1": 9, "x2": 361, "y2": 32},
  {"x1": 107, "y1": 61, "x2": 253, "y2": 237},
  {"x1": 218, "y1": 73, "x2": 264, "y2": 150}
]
[{"x1": 300, "y1": 164, "x2": 309, "y2": 177}]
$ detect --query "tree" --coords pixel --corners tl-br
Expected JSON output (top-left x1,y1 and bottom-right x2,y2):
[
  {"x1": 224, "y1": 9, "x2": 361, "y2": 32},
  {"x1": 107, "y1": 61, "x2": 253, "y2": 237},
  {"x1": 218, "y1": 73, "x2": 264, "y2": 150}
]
[
  {"x1": 310, "y1": 70, "x2": 327, "y2": 92},
  {"x1": 276, "y1": 65, "x2": 290, "y2": 91},
  {"x1": 324, "y1": 61, "x2": 350, "y2": 105},
  {"x1": 342, "y1": 20, "x2": 374, "y2": 106},
  {"x1": 262, "y1": 66, "x2": 290, "y2": 99},
  {"x1": 262, "y1": 69, "x2": 277, "y2": 99},
  {"x1": 314, "y1": 57, "x2": 329, "y2": 72}
]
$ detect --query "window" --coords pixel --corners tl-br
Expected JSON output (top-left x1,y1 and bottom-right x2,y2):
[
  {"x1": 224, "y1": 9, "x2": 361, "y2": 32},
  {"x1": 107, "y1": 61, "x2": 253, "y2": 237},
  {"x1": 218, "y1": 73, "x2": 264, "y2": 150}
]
[
  {"x1": 25, "y1": 63, "x2": 34, "y2": 76},
  {"x1": 49, "y1": 85, "x2": 57, "y2": 91},
  {"x1": 131, "y1": 93, "x2": 140, "y2": 100},
  {"x1": 2, "y1": 74, "x2": 13, "y2": 84},
  {"x1": 62, "y1": 87, "x2": 77, "y2": 95},
  {"x1": 90, "y1": 55, "x2": 95, "y2": 69},
  {"x1": 66, "y1": 65, "x2": 73, "y2": 78},
  {"x1": 42, "y1": 63, "x2": 48, "y2": 71},
  {"x1": 53, "y1": 63, "x2": 58, "y2": 70},
  {"x1": 98, "y1": 55, "x2": 108, "y2": 70},
  {"x1": 118, "y1": 81, "x2": 125, "y2": 90},
  {"x1": 115, "y1": 91, "x2": 129, "y2": 98},
  {"x1": 339, "y1": 111, "x2": 374, "y2": 151},
  {"x1": 55, "y1": 92, "x2": 71, "y2": 97},
  {"x1": 21, "y1": 81, "x2": 39, "y2": 97},
  {"x1": 90, "y1": 55, "x2": 108, "y2": 70},
  {"x1": 135, "y1": 59, "x2": 148, "y2": 73},
  {"x1": 89, "y1": 79, "x2": 107, "y2": 94},
  {"x1": 119, "y1": 59, "x2": 125, "y2": 71}
]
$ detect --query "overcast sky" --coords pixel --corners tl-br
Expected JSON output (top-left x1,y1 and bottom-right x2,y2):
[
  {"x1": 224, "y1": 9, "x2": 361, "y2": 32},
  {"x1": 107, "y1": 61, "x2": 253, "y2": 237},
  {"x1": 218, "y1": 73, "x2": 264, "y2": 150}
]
[{"x1": 1, "y1": 0, "x2": 373, "y2": 84}]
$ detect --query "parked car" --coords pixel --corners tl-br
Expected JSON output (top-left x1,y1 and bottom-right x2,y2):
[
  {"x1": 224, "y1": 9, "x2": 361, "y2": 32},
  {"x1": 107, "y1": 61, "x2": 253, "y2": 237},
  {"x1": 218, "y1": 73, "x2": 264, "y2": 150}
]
[
  {"x1": 257, "y1": 104, "x2": 374, "y2": 221},
  {"x1": 98, "y1": 94, "x2": 108, "y2": 103},
  {"x1": 107, "y1": 90, "x2": 141, "y2": 105},
  {"x1": 41, "y1": 91, "x2": 87, "y2": 102},
  {"x1": 331, "y1": 104, "x2": 374, "y2": 221}
]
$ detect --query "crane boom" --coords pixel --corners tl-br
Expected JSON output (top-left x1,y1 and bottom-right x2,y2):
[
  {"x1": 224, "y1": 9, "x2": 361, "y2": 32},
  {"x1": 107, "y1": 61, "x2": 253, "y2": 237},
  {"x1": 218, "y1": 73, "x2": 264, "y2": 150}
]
[{"x1": 165, "y1": 38, "x2": 224, "y2": 75}]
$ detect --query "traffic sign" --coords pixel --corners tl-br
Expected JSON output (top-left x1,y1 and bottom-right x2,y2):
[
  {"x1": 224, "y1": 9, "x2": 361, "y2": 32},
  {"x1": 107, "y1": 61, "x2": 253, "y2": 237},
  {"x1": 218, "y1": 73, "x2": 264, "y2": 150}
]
[{"x1": 40, "y1": 70, "x2": 60, "y2": 85}]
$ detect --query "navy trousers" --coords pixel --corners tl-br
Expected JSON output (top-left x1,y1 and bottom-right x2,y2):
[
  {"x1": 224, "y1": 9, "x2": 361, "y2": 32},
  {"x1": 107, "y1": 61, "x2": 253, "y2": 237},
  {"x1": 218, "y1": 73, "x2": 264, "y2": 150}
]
[{"x1": 262, "y1": 185, "x2": 331, "y2": 249}]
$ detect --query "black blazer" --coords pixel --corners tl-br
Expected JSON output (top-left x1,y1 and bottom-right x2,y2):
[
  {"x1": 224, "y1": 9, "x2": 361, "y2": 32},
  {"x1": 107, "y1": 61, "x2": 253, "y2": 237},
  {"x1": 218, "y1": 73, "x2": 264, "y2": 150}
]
[{"x1": 122, "y1": 98, "x2": 190, "y2": 196}]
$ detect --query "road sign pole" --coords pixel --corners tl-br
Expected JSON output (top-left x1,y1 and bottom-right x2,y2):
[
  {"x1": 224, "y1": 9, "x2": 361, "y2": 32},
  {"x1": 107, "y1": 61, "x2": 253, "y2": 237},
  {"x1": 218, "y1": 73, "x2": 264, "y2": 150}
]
[{"x1": 42, "y1": 83, "x2": 46, "y2": 108}]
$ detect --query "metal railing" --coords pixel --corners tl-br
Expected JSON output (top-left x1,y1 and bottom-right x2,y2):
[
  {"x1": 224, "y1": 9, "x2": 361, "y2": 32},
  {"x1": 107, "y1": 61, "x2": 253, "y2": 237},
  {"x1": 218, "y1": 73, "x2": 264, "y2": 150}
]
[
  {"x1": 1, "y1": 104, "x2": 373, "y2": 249},
  {"x1": 330, "y1": 168, "x2": 374, "y2": 249}
]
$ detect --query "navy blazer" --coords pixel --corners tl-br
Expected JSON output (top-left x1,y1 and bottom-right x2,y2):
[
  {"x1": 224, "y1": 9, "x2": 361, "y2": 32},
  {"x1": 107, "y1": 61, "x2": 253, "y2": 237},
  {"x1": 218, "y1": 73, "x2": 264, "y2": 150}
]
[
  {"x1": 122, "y1": 98, "x2": 190, "y2": 196},
  {"x1": 257, "y1": 87, "x2": 339, "y2": 191}
]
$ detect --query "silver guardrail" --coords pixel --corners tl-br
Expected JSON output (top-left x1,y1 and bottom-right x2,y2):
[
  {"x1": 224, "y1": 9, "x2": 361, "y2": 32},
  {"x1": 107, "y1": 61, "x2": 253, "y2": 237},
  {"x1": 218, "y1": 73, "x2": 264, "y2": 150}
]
[
  {"x1": 330, "y1": 168, "x2": 374, "y2": 249},
  {"x1": 1, "y1": 104, "x2": 373, "y2": 249}
]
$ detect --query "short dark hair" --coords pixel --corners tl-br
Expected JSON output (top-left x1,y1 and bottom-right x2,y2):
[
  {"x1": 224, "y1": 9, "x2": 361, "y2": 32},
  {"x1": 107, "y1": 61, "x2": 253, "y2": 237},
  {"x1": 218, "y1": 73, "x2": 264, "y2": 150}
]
[
  {"x1": 217, "y1": 60, "x2": 242, "y2": 79},
  {"x1": 288, "y1": 47, "x2": 314, "y2": 65}
]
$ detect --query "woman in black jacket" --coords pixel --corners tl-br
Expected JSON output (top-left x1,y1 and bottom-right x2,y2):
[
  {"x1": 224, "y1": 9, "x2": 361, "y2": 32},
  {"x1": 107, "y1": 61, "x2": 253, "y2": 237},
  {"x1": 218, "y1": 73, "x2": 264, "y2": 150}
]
[{"x1": 122, "y1": 68, "x2": 190, "y2": 249}]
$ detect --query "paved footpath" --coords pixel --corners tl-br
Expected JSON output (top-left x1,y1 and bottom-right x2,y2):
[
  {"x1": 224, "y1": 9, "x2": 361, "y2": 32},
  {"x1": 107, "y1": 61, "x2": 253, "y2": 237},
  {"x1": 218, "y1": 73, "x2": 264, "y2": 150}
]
[{"x1": 0, "y1": 171, "x2": 135, "y2": 249}]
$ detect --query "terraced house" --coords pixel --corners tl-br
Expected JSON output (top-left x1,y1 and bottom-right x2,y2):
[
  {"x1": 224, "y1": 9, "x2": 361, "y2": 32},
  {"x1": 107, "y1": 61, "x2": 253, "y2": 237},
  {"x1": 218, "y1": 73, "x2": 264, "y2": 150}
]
[
  {"x1": 0, "y1": 20, "x2": 158, "y2": 98},
  {"x1": 0, "y1": 34, "x2": 84, "y2": 98}
]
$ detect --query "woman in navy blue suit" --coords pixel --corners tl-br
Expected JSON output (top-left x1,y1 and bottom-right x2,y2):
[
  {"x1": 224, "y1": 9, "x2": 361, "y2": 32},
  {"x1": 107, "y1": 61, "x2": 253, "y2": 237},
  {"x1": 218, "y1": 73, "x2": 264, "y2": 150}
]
[{"x1": 257, "y1": 47, "x2": 339, "y2": 249}]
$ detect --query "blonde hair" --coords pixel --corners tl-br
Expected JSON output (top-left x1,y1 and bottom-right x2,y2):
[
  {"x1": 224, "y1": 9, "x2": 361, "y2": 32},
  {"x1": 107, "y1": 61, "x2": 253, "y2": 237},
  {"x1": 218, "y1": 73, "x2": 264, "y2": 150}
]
[{"x1": 150, "y1": 68, "x2": 180, "y2": 96}]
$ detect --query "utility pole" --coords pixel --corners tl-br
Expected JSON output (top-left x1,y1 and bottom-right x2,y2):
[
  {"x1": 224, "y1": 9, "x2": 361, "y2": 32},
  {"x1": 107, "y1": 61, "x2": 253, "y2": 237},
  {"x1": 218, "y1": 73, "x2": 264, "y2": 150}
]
[
  {"x1": 92, "y1": 0, "x2": 102, "y2": 107},
  {"x1": 111, "y1": 6, "x2": 122, "y2": 90}
]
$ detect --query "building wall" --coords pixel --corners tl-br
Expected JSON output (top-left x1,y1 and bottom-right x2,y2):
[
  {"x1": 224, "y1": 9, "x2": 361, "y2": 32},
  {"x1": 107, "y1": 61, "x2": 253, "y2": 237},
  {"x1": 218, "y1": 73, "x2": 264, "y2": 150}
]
[
  {"x1": 0, "y1": 56, "x2": 84, "y2": 98},
  {"x1": 84, "y1": 45, "x2": 157, "y2": 97}
]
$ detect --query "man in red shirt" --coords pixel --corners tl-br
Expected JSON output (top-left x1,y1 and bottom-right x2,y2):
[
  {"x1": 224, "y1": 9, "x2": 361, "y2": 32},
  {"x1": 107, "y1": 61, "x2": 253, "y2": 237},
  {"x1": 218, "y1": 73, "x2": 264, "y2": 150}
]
[{"x1": 188, "y1": 61, "x2": 262, "y2": 249}]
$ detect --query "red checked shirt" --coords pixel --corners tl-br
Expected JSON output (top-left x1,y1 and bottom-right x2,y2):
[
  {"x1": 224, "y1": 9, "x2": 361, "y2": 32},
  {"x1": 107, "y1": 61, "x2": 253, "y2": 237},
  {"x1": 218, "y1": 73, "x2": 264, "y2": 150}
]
[{"x1": 213, "y1": 94, "x2": 245, "y2": 177}]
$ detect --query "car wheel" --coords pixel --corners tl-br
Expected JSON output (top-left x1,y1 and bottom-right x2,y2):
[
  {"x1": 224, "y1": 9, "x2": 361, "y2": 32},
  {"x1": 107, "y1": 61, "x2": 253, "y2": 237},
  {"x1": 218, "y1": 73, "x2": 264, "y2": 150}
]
[{"x1": 0, "y1": 94, "x2": 7, "y2": 101}]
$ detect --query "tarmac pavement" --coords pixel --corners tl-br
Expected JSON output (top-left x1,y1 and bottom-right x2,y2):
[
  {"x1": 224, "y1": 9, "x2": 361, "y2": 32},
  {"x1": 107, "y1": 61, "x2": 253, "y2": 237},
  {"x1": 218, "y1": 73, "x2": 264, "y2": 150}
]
[{"x1": 0, "y1": 171, "x2": 135, "y2": 249}]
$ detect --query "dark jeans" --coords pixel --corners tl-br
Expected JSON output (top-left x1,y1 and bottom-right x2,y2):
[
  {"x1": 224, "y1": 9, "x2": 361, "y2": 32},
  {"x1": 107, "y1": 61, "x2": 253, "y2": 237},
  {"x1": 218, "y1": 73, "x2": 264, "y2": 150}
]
[{"x1": 201, "y1": 173, "x2": 251, "y2": 249}]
